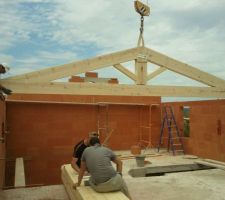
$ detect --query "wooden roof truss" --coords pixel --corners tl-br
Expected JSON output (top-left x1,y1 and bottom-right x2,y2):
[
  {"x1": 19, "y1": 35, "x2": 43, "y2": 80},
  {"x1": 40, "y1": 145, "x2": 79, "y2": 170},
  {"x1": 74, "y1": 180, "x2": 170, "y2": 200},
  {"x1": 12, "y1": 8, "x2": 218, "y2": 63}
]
[{"x1": 1, "y1": 46, "x2": 225, "y2": 97}]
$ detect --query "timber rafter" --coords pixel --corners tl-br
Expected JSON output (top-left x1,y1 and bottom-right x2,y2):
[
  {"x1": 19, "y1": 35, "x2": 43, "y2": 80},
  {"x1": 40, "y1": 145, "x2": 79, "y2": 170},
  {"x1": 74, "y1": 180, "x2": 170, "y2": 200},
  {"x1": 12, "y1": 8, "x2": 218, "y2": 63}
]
[{"x1": 4, "y1": 47, "x2": 141, "y2": 83}]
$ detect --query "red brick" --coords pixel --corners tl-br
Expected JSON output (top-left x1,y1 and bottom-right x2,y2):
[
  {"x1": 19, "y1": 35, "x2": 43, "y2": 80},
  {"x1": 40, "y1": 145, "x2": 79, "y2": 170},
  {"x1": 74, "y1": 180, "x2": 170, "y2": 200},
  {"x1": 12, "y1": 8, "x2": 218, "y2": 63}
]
[
  {"x1": 69, "y1": 76, "x2": 84, "y2": 82},
  {"x1": 85, "y1": 72, "x2": 98, "y2": 78},
  {"x1": 108, "y1": 78, "x2": 119, "y2": 84}
]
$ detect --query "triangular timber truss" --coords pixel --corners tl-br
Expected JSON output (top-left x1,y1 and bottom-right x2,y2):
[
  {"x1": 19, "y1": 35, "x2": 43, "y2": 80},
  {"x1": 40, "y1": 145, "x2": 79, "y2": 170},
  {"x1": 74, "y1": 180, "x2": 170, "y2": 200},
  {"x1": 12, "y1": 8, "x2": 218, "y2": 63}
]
[{"x1": 1, "y1": 46, "x2": 225, "y2": 97}]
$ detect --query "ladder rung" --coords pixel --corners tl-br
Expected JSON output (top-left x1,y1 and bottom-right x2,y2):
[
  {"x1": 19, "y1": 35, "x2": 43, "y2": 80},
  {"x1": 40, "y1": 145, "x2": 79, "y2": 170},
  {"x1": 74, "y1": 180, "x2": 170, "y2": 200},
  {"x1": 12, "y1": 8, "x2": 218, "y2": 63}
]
[
  {"x1": 175, "y1": 150, "x2": 184, "y2": 152},
  {"x1": 171, "y1": 137, "x2": 180, "y2": 139}
]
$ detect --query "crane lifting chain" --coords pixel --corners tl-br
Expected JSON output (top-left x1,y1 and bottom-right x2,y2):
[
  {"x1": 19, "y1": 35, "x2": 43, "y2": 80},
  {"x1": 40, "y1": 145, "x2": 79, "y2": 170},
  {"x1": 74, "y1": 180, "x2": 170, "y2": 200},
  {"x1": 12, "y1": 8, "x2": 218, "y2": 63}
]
[
  {"x1": 140, "y1": 15, "x2": 144, "y2": 35},
  {"x1": 137, "y1": 14, "x2": 145, "y2": 46},
  {"x1": 134, "y1": 1, "x2": 150, "y2": 47}
]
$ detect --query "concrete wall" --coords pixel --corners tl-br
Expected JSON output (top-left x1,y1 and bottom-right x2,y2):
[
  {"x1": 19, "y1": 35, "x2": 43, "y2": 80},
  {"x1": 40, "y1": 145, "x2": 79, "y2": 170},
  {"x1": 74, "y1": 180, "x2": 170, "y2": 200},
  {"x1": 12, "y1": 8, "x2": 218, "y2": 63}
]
[
  {"x1": 0, "y1": 100, "x2": 6, "y2": 188},
  {"x1": 5, "y1": 94, "x2": 161, "y2": 186},
  {"x1": 164, "y1": 100, "x2": 225, "y2": 162}
]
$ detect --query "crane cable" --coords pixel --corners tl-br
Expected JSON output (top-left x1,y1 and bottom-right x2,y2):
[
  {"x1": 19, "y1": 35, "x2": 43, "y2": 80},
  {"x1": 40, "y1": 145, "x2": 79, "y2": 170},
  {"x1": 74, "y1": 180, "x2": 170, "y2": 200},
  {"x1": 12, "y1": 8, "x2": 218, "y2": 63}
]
[{"x1": 137, "y1": 15, "x2": 145, "y2": 47}]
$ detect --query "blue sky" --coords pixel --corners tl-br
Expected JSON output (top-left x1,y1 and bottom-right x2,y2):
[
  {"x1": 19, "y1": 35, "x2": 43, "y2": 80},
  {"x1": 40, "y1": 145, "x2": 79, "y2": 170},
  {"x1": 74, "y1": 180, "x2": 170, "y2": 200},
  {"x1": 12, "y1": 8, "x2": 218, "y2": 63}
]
[{"x1": 0, "y1": 0, "x2": 225, "y2": 101}]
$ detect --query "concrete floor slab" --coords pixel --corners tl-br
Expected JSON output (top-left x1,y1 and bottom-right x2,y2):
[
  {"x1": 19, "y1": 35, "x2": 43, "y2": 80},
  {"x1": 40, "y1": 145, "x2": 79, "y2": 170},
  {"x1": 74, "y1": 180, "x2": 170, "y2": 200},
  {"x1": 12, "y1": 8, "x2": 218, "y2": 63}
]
[
  {"x1": 1, "y1": 149, "x2": 225, "y2": 200},
  {"x1": 0, "y1": 185, "x2": 69, "y2": 200}
]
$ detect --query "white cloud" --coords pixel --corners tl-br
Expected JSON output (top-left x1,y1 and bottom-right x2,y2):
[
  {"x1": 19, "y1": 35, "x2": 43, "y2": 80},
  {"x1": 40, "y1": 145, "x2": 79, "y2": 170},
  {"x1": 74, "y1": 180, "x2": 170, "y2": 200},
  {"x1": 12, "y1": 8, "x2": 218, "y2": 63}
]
[
  {"x1": 0, "y1": 0, "x2": 224, "y2": 93},
  {"x1": 2, "y1": 50, "x2": 78, "y2": 77},
  {"x1": 48, "y1": 0, "x2": 135, "y2": 50},
  {"x1": 0, "y1": 54, "x2": 14, "y2": 64},
  {"x1": 0, "y1": 3, "x2": 32, "y2": 50}
]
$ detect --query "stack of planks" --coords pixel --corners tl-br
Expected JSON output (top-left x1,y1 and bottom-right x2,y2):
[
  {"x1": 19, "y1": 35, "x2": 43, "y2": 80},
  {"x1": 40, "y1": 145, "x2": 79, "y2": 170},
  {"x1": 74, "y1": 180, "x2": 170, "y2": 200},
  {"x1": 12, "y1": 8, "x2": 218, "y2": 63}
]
[{"x1": 61, "y1": 164, "x2": 129, "y2": 200}]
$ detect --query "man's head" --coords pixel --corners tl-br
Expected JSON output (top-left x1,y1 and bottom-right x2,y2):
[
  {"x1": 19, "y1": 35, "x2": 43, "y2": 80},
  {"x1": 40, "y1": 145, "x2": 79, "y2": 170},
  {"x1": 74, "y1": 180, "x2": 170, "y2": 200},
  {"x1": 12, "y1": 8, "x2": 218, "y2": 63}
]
[
  {"x1": 85, "y1": 131, "x2": 99, "y2": 146},
  {"x1": 88, "y1": 131, "x2": 99, "y2": 138},
  {"x1": 89, "y1": 137, "x2": 100, "y2": 146}
]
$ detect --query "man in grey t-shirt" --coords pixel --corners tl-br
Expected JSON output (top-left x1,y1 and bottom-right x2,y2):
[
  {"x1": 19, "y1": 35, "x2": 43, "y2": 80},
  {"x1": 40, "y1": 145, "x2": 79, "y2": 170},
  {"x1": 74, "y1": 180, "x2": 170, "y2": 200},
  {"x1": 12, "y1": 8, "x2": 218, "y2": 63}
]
[{"x1": 75, "y1": 137, "x2": 132, "y2": 199}]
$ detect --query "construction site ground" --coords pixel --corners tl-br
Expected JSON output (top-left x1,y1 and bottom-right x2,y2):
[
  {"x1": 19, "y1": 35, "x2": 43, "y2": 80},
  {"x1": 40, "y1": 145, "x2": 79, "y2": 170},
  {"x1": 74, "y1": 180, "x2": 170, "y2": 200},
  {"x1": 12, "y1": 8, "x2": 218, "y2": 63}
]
[{"x1": 1, "y1": 149, "x2": 225, "y2": 200}]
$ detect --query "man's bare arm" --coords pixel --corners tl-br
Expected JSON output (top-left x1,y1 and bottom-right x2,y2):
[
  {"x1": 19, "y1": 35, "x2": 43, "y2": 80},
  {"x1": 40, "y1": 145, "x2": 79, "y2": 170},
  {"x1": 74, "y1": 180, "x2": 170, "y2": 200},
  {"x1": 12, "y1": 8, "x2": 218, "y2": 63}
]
[
  {"x1": 71, "y1": 157, "x2": 80, "y2": 173},
  {"x1": 112, "y1": 157, "x2": 123, "y2": 174},
  {"x1": 77, "y1": 161, "x2": 87, "y2": 186}
]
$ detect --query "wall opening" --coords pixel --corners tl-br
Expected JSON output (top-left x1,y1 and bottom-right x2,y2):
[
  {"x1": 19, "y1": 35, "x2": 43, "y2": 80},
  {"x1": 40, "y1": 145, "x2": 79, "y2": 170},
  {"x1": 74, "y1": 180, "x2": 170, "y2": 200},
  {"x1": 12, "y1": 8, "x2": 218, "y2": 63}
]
[
  {"x1": 129, "y1": 163, "x2": 215, "y2": 177},
  {"x1": 183, "y1": 106, "x2": 190, "y2": 137},
  {"x1": 1, "y1": 122, "x2": 5, "y2": 142}
]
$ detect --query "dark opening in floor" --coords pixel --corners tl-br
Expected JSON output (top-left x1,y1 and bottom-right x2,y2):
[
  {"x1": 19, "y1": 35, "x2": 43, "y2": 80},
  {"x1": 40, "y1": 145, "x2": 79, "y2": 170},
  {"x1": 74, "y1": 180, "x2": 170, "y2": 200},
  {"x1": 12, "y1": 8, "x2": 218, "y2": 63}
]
[{"x1": 129, "y1": 163, "x2": 216, "y2": 177}]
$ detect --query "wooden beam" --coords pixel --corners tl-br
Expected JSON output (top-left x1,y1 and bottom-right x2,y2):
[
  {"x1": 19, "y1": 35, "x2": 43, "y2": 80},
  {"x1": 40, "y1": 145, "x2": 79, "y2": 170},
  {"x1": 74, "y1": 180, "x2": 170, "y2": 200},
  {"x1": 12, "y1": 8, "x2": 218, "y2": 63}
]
[
  {"x1": 147, "y1": 67, "x2": 166, "y2": 81},
  {"x1": 135, "y1": 57, "x2": 147, "y2": 85},
  {"x1": 1, "y1": 80, "x2": 225, "y2": 97},
  {"x1": 140, "y1": 47, "x2": 225, "y2": 87},
  {"x1": 15, "y1": 157, "x2": 25, "y2": 187},
  {"x1": 113, "y1": 64, "x2": 137, "y2": 81},
  {"x1": 4, "y1": 47, "x2": 142, "y2": 82}
]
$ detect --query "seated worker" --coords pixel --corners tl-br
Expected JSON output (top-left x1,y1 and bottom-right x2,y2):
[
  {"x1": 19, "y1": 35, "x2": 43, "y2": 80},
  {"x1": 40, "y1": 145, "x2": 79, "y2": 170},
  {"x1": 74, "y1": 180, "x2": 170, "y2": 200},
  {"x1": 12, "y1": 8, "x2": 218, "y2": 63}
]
[
  {"x1": 75, "y1": 137, "x2": 132, "y2": 200},
  {"x1": 71, "y1": 131, "x2": 99, "y2": 173}
]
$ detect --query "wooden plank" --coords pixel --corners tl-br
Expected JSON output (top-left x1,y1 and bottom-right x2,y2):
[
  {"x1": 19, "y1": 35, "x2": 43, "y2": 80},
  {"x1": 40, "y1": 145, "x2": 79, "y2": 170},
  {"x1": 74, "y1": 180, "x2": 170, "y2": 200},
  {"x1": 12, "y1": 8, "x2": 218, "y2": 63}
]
[
  {"x1": 81, "y1": 187, "x2": 130, "y2": 200},
  {"x1": 61, "y1": 164, "x2": 128, "y2": 200},
  {"x1": 1, "y1": 81, "x2": 225, "y2": 97},
  {"x1": 113, "y1": 64, "x2": 137, "y2": 81},
  {"x1": 4, "y1": 47, "x2": 141, "y2": 82},
  {"x1": 140, "y1": 47, "x2": 225, "y2": 87},
  {"x1": 14, "y1": 157, "x2": 25, "y2": 187},
  {"x1": 61, "y1": 169, "x2": 82, "y2": 200}
]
